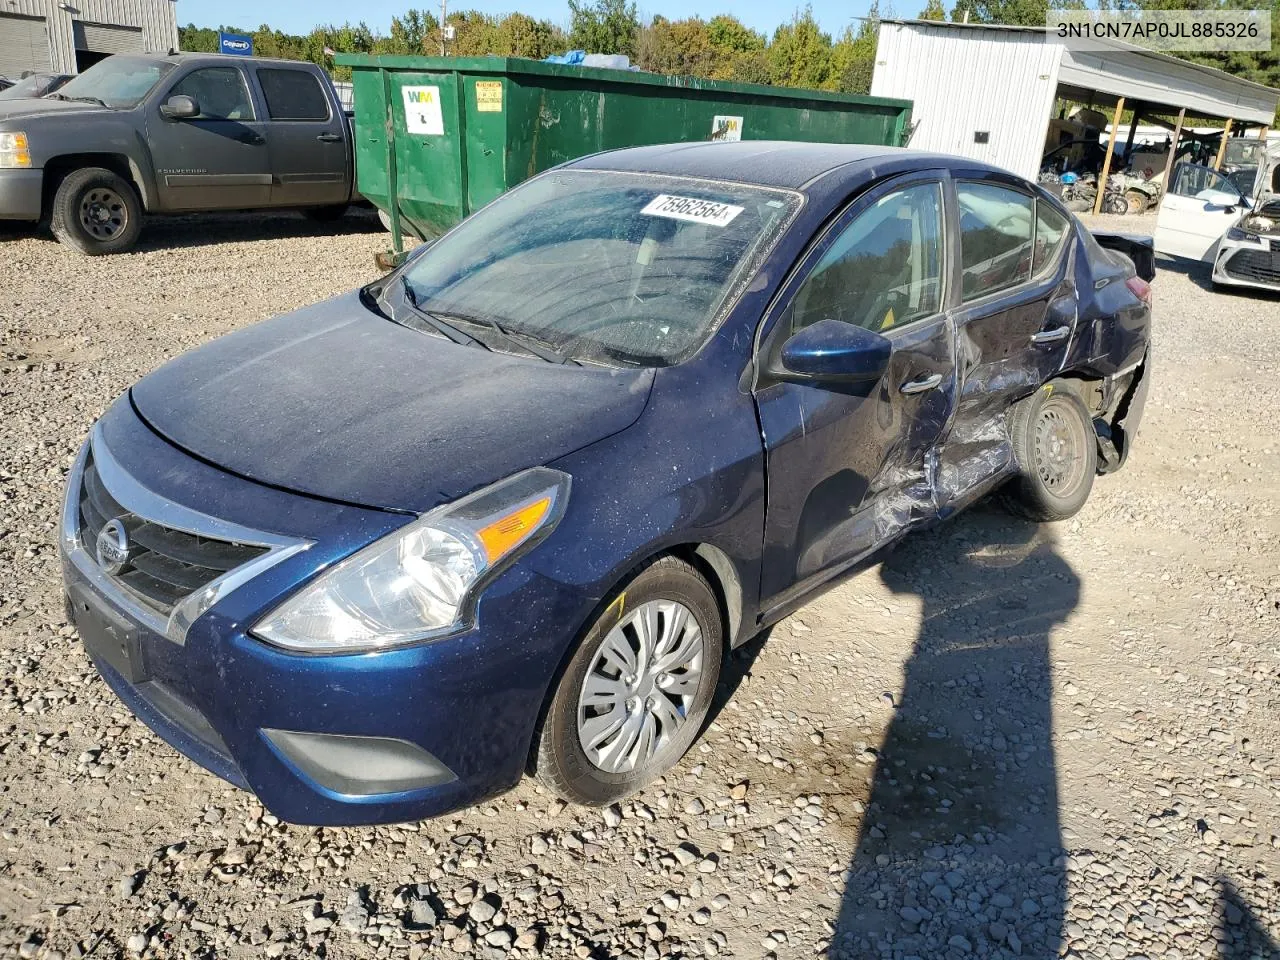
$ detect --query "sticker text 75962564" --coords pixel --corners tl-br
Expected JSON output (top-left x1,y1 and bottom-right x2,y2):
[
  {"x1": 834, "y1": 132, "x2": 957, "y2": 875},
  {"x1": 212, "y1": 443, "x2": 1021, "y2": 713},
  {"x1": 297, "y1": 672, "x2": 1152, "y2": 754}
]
[{"x1": 641, "y1": 194, "x2": 744, "y2": 227}]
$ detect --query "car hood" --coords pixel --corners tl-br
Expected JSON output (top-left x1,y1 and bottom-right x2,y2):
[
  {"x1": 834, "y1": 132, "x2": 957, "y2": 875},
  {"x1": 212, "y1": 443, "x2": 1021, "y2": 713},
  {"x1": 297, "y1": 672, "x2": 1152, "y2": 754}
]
[
  {"x1": 129, "y1": 292, "x2": 655, "y2": 514},
  {"x1": 0, "y1": 98, "x2": 103, "y2": 121}
]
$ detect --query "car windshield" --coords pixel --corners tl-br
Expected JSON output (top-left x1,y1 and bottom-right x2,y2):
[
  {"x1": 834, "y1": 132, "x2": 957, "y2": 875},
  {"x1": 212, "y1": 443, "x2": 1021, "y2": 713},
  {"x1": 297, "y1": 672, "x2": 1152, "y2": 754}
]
[
  {"x1": 54, "y1": 57, "x2": 173, "y2": 108},
  {"x1": 400, "y1": 170, "x2": 800, "y2": 366}
]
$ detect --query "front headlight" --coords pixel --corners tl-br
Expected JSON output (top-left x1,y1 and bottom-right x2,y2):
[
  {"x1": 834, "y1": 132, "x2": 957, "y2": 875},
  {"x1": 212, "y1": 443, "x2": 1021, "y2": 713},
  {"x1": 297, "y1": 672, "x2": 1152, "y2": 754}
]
[
  {"x1": 0, "y1": 132, "x2": 31, "y2": 168},
  {"x1": 253, "y1": 468, "x2": 570, "y2": 652}
]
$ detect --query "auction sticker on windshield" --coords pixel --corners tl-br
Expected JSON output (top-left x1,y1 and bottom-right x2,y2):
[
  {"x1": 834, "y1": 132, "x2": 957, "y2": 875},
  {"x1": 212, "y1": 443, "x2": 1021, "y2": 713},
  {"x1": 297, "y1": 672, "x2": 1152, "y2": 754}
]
[{"x1": 642, "y1": 195, "x2": 744, "y2": 227}]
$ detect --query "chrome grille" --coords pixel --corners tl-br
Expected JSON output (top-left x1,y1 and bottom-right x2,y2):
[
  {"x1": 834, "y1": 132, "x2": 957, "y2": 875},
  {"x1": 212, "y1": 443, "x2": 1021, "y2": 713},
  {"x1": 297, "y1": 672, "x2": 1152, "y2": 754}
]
[{"x1": 78, "y1": 452, "x2": 269, "y2": 615}]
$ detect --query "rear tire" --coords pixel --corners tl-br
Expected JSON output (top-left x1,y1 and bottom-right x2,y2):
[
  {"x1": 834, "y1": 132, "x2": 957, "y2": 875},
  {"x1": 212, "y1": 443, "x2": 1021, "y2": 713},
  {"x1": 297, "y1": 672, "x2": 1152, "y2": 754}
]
[
  {"x1": 300, "y1": 204, "x2": 348, "y2": 222},
  {"x1": 50, "y1": 167, "x2": 142, "y2": 255},
  {"x1": 1000, "y1": 381, "x2": 1097, "y2": 522},
  {"x1": 532, "y1": 556, "x2": 723, "y2": 806},
  {"x1": 1123, "y1": 189, "x2": 1148, "y2": 216}
]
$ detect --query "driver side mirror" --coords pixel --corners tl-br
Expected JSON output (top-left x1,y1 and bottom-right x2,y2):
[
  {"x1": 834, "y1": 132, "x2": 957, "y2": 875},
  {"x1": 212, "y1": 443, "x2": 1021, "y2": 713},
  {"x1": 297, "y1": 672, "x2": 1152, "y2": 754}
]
[
  {"x1": 776, "y1": 318, "x2": 892, "y2": 384},
  {"x1": 160, "y1": 94, "x2": 199, "y2": 120}
]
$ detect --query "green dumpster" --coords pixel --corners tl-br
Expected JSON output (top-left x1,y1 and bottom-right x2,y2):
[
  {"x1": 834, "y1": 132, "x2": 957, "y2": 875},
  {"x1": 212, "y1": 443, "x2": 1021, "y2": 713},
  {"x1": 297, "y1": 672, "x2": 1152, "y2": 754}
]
[{"x1": 336, "y1": 54, "x2": 913, "y2": 251}]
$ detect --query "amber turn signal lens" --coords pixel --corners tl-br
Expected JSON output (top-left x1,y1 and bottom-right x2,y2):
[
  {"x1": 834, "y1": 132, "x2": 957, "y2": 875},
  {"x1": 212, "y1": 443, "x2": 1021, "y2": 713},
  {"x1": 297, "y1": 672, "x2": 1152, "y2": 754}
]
[{"x1": 476, "y1": 496, "x2": 552, "y2": 563}]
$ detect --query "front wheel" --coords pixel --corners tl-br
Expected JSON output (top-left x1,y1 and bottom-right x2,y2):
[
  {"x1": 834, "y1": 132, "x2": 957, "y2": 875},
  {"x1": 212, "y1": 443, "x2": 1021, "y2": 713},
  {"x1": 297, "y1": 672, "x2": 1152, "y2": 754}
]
[
  {"x1": 1124, "y1": 189, "x2": 1149, "y2": 215},
  {"x1": 50, "y1": 167, "x2": 143, "y2": 255},
  {"x1": 1000, "y1": 381, "x2": 1098, "y2": 522},
  {"x1": 532, "y1": 556, "x2": 723, "y2": 806}
]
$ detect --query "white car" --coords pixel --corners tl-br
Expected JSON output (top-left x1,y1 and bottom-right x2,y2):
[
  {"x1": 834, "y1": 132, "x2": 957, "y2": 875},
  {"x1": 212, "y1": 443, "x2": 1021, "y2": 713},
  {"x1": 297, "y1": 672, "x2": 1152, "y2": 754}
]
[{"x1": 1154, "y1": 146, "x2": 1280, "y2": 292}]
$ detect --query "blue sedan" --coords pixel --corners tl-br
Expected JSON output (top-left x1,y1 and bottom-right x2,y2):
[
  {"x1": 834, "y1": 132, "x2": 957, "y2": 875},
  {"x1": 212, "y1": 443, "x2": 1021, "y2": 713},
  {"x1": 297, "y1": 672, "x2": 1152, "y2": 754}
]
[{"x1": 60, "y1": 142, "x2": 1152, "y2": 824}]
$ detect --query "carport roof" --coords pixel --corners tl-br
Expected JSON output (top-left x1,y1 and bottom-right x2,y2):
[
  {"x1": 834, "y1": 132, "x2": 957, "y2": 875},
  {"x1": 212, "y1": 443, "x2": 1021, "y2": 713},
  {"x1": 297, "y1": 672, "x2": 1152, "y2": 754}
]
[{"x1": 879, "y1": 18, "x2": 1280, "y2": 125}]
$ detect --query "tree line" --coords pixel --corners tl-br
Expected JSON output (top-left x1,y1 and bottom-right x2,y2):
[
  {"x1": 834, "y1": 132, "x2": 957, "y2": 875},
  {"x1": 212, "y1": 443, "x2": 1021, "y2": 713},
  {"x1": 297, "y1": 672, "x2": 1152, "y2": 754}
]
[{"x1": 179, "y1": 0, "x2": 1279, "y2": 97}]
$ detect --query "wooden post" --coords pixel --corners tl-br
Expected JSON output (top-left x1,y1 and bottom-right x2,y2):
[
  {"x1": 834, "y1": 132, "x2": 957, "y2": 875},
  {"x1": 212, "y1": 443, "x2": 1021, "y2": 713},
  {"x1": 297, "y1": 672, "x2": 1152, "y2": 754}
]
[
  {"x1": 1162, "y1": 107, "x2": 1186, "y2": 192},
  {"x1": 1213, "y1": 119, "x2": 1232, "y2": 170},
  {"x1": 1124, "y1": 105, "x2": 1141, "y2": 163},
  {"x1": 1093, "y1": 96, "x2": 1126, "y2": 215}
]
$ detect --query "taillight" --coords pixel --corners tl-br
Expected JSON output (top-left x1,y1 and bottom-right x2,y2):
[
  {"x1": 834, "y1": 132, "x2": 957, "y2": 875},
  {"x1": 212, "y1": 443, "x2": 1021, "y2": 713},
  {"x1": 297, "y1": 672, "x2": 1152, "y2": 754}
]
[{"x1": 1125, "y1": 276, "x2": 1152, "y2": 304}]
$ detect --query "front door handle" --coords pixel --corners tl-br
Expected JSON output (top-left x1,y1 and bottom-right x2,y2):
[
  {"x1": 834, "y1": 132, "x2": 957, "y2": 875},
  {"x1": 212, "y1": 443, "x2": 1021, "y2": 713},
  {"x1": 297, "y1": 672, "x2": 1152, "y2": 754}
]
[
  {"x1": 1030, "y1": 325, "x2": 1071, "y2": 344},
  {"x1": 239, "y1": 133, "x2": 265, "y2": 145},
  {"x1": 316, "y1": 132, "x2": 343, "y2": 142},
  {"x1": 900, "y1": 373, "x2": 943, "y2": 395}
]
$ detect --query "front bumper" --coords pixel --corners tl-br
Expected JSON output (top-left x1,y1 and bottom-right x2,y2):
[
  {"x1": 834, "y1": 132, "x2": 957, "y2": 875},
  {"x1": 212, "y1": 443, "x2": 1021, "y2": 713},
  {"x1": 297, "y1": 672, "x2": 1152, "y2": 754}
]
[
  {"x1": 1212, "y1": 238, "x2": 1280, "y2": 292},
  {"x1": 61, "y1": 405, "x2": 595, "y2": 825},
  {"x1": 0, "y1": 168, "x2": 43, "y2": 221}
]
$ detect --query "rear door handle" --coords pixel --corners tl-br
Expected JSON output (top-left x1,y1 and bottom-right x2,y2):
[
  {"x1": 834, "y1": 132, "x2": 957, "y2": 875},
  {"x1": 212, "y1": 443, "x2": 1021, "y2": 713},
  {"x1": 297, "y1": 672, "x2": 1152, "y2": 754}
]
[
  {"x1": 317, "y1": 132, "x2": 343, "y2": 142},
  {"x1": 899, "y1": 373, "x2": 943, "y2": 395},
  {"x1": 1030, "y1": 325, "x2": 1071, "y2": 344}
]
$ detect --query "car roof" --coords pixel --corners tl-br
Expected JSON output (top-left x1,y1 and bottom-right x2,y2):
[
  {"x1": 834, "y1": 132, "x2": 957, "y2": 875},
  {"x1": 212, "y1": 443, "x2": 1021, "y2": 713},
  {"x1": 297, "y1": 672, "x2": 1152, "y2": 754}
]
[
  {"x1": 568, "y1": 140, "x2": 1013, "y2": 192},
  {"x1": 131, "y1": 52, "x2": 319, "y2": 69}
]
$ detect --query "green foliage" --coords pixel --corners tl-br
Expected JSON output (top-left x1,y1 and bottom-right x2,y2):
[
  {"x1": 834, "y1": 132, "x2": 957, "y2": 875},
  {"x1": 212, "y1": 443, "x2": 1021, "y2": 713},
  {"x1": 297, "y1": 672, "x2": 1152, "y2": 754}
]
[
  {"x1": 178, "y1": 0, "x2": 1280, "y2": 114},
  {"x1": 567, "y1": 0, "x2": 640, "y2": 57}
]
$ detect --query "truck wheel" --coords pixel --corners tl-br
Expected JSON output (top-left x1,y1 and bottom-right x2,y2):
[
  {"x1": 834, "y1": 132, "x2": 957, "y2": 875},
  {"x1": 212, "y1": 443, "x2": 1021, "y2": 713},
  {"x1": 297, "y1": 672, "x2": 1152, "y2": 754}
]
[
  {"x1": 1000, "y1": 381, "x2": 1098, "y2": 522},
  {"x1": 301, "y1": 204, "x2": 348, "y2": 222},
  {"x1": 532, "y1": 556, "x2": 723, "y2": 806},
  {"x1": 50, "y1": 167, "x2": 142, "y2": 255},
  {"x1": 1124, "y1": 189, "x2": 1148, "y2": 216}
]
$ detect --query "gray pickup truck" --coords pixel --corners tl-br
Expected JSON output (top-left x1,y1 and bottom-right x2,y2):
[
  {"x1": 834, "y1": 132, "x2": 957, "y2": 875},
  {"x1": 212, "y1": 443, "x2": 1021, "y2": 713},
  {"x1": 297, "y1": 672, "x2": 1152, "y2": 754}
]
[{"x1": 0, "y1": 53, "x2": 357, "y2": 254}]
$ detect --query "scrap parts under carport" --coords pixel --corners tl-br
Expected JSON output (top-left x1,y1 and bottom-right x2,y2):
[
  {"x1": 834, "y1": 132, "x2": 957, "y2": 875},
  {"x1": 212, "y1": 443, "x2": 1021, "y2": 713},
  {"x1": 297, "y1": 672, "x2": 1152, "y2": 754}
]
[{"x1": 871, "y1": 20, "x2": 1280, "y2": 210}]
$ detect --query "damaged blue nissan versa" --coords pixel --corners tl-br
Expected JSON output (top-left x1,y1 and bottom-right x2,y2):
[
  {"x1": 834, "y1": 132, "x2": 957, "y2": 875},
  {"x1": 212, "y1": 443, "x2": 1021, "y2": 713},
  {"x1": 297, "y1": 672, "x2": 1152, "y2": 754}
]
[{"x1": 61, "y1": 142, "x2": 1152, "y2": 825}]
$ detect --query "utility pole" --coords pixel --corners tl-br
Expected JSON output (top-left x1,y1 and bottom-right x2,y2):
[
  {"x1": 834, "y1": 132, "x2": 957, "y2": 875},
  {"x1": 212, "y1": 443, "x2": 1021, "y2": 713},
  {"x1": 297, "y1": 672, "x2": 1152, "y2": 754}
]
[{"x1": 440, "y1": 0, "x2": 447, "y2": 55}]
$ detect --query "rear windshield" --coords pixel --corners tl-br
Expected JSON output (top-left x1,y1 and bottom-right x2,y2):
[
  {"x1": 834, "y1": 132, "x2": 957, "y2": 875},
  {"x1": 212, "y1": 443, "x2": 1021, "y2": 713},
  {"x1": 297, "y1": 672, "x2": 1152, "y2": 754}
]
[
  {"x1": 401, "y1": 170, "x2": 800, "y2": 366},
  {"x1": 56, "y1": 57, "x2": 174, "y2": 108}
]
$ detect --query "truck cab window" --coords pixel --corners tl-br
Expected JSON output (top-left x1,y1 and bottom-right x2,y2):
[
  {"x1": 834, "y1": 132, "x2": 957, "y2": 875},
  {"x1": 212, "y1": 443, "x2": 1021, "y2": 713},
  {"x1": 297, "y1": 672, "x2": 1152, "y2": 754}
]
[
  {"x1": 257, "y1": 69, "x2": 330, "y2": 121},
  {"x1": 169, "y1": 68, "x2": 253, "y2": 121}
]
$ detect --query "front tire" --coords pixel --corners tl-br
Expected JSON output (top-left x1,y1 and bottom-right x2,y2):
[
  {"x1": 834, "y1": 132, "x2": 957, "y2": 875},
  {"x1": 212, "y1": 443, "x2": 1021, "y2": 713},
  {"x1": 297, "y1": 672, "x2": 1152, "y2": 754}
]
[
  {"x1": 1001, "y1": 381, "x2": 1098, "y2": 522},
  {"x1": 533, "y1": 556, "x2": 723, "y2": 806},
  {"x1": 50, "y1": 167, "x2": 142, "y2": 255}
]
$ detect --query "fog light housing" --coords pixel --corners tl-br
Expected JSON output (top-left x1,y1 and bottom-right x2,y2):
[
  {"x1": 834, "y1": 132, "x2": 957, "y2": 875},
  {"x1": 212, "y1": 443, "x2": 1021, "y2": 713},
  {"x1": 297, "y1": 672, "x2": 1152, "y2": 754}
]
[{"x1": 262, "y1": 729, "x2": 456, "y2": 796}]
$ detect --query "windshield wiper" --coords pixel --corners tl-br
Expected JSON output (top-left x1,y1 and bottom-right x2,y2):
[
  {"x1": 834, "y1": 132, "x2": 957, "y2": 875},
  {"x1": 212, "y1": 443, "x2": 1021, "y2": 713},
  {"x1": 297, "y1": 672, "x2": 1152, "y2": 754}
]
[
  {"x1": 435, "y1": 311, "x2": 579, "y2": 365},
  {"x1": 69, "y1": 95, "x2": 109, "y2": 108},
  {"x1": 392, "y1": 278, "x2": 485, "y2": 348}
]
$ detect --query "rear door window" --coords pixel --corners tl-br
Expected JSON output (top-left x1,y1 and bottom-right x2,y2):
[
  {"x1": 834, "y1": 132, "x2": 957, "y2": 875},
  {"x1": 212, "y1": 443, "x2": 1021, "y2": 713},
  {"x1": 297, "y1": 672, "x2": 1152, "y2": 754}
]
[
  {"x1": 1168, "y1": 163, "x2": 1238, "y2": 199},
  {"x1": 957, "y1": 182, "x2": 1034, "y2": 300},
  {"x1": 257, "y1": 69, "x2": 330, "y2": 121}
]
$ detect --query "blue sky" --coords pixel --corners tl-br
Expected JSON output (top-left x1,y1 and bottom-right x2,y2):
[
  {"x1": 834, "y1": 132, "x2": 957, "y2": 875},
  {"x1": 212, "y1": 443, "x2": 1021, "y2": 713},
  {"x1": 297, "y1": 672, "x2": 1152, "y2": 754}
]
[{"x1": 174, "y1": 0, "x2": 889, "y2": 40}]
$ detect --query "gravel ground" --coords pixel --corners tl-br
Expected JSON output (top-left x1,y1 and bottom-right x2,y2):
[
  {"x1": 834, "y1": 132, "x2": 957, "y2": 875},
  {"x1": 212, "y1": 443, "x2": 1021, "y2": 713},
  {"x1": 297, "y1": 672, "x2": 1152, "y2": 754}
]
[{"x1": 1, "y1": 211, "x2": 1278, "y2": 960}]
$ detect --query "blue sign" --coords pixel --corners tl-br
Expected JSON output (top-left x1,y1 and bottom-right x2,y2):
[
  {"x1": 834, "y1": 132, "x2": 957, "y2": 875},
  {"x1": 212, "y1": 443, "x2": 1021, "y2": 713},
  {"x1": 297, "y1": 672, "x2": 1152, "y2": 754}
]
[{"x1": 218, "y1": 32, "x2": 253, "y2": 56}]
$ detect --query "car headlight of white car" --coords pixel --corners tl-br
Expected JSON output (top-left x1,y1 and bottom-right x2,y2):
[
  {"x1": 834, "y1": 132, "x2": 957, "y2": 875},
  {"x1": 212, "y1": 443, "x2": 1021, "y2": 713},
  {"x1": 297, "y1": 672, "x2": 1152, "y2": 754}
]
[{"x1": 253, "y1": 467, "x2": 570, "y2": 652}]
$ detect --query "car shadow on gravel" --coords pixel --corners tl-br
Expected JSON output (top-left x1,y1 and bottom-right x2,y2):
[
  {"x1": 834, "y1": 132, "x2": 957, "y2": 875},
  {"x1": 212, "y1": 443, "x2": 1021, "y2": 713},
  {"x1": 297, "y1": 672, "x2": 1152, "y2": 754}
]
[
  {"x1": 130, "y1": 209, "x2": 386, "y2": 252},
  {"x1": 0, "y1": 209, "x2": 385, "y2": 252},
  {"x1": 1155, "y1": 253, "x2": 1280, "y2": 299},
  {"x1": 828, "y1": 506, "x2": 1077, "y2": 960},
  {"x1": 1215, "y1": 877, "x2": 1280, "y2": 958}
]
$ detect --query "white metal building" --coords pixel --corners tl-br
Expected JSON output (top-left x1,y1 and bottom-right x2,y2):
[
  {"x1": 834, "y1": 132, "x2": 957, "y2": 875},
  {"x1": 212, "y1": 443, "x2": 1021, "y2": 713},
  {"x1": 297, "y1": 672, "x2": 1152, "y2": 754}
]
[
  {"x1": 871, "y1": 19, "x2": 1280, "y2": 181},
  {"x1": 0, "y1": 0, "x2": 178, "y2": 79}
]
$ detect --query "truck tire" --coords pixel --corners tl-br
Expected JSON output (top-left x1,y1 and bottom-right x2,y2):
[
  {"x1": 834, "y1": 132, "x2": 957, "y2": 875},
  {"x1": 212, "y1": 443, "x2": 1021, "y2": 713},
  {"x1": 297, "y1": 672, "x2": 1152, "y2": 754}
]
[
  {"x1": 300, "y1": 204, "x2": 348, "y2": 222},
  {"x1": 1000, "y1": 381, "x2": 1097, "y2": 522},
  {"x1": 50, "y1": 167, "x2": 143, "y2": 255}
]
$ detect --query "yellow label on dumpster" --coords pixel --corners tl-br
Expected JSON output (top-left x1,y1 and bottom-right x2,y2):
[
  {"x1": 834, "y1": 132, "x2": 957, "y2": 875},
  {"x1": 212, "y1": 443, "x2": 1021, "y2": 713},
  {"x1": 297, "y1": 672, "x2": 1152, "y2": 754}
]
[{"x1": 476, "y1": 81, "x2": 503, "y2": 112}]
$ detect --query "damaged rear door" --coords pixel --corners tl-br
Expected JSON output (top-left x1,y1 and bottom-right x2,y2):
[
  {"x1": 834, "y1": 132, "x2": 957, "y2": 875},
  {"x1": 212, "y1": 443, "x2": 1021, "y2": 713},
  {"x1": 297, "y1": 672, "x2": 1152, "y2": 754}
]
[
  {"x1": 940, "y1": 178, "x2": 1077, "y2": 511},
  {"x1": 753, "y1": 171, "x2": 955, "y2": 612}
]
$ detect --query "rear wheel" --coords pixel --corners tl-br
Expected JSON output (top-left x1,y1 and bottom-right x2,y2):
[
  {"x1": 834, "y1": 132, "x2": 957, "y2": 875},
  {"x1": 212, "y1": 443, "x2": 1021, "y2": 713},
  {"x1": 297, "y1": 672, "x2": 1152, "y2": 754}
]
[
  {"x1": 1001, "y1": 381, "x2": 1097, "y2": 522},
  {"x1": 50, "y1": 167, "x2": 142, "y2": 255},
  {"x1": 1123, "y1": 189, "x2": 1148, "y2": 215},
  {"x1": 533, "y1": 556, "x2": 723, "y2": 805}
]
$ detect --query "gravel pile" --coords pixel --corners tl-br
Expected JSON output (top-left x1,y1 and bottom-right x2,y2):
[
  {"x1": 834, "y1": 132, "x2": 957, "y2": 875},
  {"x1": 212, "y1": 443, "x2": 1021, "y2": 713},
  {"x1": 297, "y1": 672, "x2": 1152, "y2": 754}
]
[{"x1": 1, "y1": 212, "x2": 1277, "y2": 960}]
